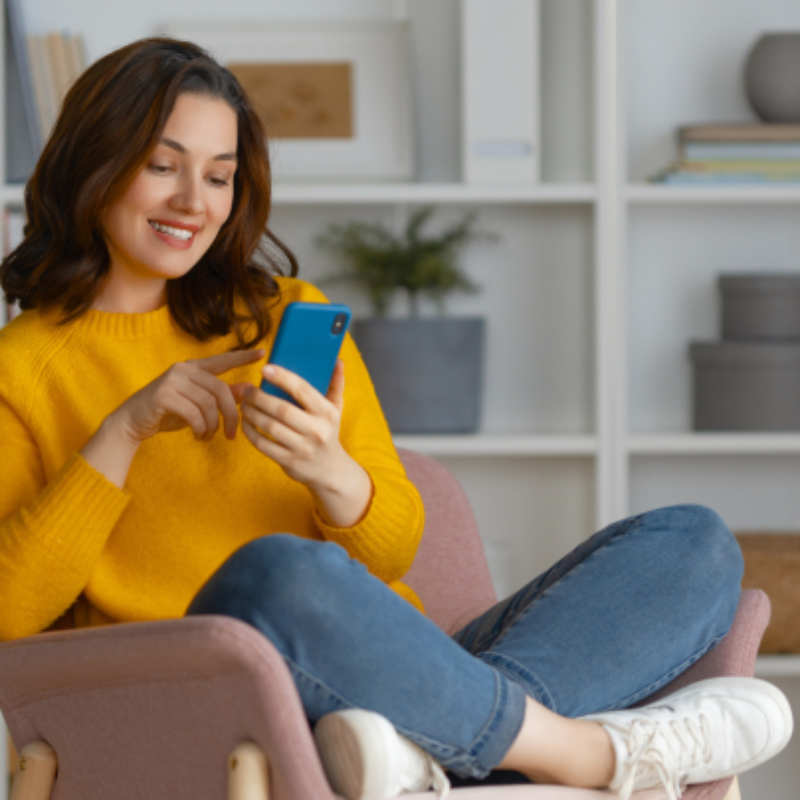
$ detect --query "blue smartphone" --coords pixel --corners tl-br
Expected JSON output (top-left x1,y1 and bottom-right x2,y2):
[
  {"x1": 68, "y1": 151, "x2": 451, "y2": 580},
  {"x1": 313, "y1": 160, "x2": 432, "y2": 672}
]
[{"x1": 260, "y1": 302, "x2": 352, "y2": 405}]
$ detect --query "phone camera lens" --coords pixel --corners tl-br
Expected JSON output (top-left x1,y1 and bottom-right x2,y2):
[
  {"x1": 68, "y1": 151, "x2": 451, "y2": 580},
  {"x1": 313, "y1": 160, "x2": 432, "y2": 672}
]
[{"x1": 331, "y1": 313, "x2": 347, "y2": 334}]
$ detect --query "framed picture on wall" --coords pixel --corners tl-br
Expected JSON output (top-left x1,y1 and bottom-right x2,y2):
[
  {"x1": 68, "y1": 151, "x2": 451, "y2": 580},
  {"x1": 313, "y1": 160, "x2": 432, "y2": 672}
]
[{"x1": 161, "y1": 21, "x2": 415, "y2": 182}]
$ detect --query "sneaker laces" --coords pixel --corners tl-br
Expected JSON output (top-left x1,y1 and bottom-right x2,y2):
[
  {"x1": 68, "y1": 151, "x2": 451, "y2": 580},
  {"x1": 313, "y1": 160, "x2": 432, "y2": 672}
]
[
  {"x1": 399, "y1": 738, "x2": 451, "y2": 799},
  {"x1": 426, "y1": 760, "x2": 451, "y2": 799},
  {"x1": 615, "y1": 713, "x2": 714, "y2": 800}
]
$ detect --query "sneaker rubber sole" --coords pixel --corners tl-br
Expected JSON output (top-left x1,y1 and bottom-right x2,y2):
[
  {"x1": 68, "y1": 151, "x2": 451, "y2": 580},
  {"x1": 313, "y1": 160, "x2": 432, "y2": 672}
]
[{"x1": 315, "y1": 709, "x2": 399, "y2": 800}]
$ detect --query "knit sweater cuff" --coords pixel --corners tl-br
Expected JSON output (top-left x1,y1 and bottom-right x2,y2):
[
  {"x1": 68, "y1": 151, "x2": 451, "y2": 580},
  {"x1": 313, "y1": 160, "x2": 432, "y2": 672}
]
[
  {"x1": 29, "y1": 452, "x2": 131, "y2": 574},
  {"x1": 313, "y1": 472, "x2": 424, "y2": 584}
]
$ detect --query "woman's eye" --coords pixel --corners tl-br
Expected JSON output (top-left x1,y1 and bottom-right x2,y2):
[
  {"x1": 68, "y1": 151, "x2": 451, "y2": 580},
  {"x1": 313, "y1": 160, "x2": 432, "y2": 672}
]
[
  {"x1": 148, "y1": 163, "x2": 172, "y2": 175},
  {"x1": 209, "y1": 175, "x2": 231, "y2": 188}
]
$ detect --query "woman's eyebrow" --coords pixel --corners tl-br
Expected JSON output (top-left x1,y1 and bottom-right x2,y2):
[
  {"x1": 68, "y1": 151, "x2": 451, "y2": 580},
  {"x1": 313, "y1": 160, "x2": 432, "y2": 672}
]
[{"x1": 160, "y1": 137, "x2": 237, "y2": 161}]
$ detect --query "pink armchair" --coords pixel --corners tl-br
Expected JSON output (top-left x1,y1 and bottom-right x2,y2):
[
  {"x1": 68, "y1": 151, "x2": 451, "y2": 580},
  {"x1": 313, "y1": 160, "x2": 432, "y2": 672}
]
[{"x1": 0, "y1": 449, "x2": 767, "y2": 800}]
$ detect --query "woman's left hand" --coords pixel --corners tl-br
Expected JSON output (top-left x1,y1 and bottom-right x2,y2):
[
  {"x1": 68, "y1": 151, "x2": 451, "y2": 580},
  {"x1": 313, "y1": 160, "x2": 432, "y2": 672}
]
[{"x1": 239, "y1": 360, "x2": 372, "y2": 527}]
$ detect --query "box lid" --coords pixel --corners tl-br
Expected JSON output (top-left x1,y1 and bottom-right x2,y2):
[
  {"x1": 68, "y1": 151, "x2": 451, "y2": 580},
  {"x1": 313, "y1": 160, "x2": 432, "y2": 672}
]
[
  {"x1": 690, "y1": 341, "x2": 800, "y2": 364},
  {"x1": 719, "y1": 273, "x2": 800, "y2": 295}
]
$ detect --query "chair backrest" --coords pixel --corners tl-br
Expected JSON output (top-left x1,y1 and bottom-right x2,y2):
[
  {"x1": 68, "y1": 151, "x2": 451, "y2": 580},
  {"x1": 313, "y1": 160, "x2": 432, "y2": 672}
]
[{"x1": 398, "y1": 448, "x2": 498, "y2": 634}]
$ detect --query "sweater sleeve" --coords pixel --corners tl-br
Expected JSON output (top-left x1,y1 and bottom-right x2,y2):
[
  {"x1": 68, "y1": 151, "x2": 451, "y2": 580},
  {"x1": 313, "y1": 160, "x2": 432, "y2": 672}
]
[
  {"x1": 311, "y1": 329, "x2": 425, "y2": 585},
  {"x1": 0, "y1": 397, "x2": 130, "y2": 640}
]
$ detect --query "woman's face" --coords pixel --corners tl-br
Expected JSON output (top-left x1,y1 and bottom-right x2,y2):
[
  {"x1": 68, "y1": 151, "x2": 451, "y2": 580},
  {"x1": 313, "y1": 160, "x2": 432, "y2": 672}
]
[{"x1": 98, "y1": 92, "x2": 238, "y2": 311}]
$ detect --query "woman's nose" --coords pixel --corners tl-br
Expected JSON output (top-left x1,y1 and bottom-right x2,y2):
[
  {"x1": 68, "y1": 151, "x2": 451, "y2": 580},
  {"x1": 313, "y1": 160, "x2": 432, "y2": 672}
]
[{"x1": 170, "y1": 175, "x2": 205, "y2": 215}]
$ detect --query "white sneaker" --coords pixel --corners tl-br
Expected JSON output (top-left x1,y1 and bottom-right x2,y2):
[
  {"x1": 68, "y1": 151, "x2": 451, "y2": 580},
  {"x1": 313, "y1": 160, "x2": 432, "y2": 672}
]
[
  {"x1": 314, "y1": 709, "x2": 451, "y2": 800},
  {"x1": 580, "y1": 677, "x2": 793, "y2": 800}
]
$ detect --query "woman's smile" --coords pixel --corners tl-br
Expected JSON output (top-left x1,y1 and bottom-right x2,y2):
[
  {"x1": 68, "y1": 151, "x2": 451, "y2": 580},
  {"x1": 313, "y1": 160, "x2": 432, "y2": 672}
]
[{"x1": 148, "y1": 219, "x2": 201, "y2": 249}]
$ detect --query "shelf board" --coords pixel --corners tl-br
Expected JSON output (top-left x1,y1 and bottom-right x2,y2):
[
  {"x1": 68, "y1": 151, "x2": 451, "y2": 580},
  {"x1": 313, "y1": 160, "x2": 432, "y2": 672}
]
[
  {"x1": 628, "y1": 433, "x2": 800, "y2": 455},
  {"x1": 393, "y1": 434, "x2": 597, "y2": 457},
  {"x1": 1, "y1": 182, "x2": 595, "y2": 207},
  {"x1": 271, "y1": 182, "x2": 596, "y2": 205},
  {"x1": 1, "y1": 185, "x2": 24, "y2": 205},
  {"x1": 627, "y1": 184, "x2": 800, "y2": 205},
  {"x1": 756, "y1": 655, "x2": 800, "y2": 678}
]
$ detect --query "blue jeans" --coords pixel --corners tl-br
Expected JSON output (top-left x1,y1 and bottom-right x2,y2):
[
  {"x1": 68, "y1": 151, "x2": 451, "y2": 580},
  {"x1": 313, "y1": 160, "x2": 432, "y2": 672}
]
[{"x1": 186, "y1": 503, "x2": 743, "y2": 780}]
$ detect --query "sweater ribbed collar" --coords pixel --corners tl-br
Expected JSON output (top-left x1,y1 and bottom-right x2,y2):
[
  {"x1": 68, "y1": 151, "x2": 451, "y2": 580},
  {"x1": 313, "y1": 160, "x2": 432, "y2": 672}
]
[{"x1": 71, "y1": 304, "x2": 177, "y2": 340}]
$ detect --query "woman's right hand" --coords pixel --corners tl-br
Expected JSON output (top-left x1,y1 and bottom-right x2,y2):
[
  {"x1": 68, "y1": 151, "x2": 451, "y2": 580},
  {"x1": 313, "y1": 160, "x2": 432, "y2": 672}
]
[{"x1": 111, "y1": 348, "x2": 266, "y2": 446}]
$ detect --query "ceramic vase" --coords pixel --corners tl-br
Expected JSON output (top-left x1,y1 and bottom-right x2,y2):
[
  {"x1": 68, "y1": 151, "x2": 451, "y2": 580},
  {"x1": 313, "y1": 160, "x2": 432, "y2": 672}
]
[{"x1": 745, "y1": 33, "x2": 800, "y2": 123}]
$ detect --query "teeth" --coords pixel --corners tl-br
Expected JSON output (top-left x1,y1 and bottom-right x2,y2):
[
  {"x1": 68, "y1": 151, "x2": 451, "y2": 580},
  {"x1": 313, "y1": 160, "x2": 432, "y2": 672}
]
[{"x1": 150, "y1": 221, "x2": 194, "y2": 241}]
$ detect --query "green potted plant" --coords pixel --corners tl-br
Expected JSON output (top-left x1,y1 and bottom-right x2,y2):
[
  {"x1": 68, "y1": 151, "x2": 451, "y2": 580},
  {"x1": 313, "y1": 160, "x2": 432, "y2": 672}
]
[{"x1": 316, "y1": 206, "x2": 496, "y2": 433}]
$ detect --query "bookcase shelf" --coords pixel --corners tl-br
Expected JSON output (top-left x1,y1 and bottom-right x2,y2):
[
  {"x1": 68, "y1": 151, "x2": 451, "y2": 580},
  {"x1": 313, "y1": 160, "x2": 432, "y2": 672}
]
[
  {"x1": 0, "y1": 185, "x2": 22, "y2": 205},
  {"x1": 393, "y1": 434, "x2": 597, "y2": 458},
  {"x1": 0, "y1": 181, "x2": 596, "y2": 207},
  {"x1": 626, "y1": 184, "x2": 800, "y2": 204},
  {"x1": 0, "y1": 181, "x2": 598, "y2": 207},
  {"x1": 628, "y1": 434, "x2": 800, "y2": 456},
  {"x1": 273, "y1": 182, "x2": 597, "y2": 205},
  {"x1": 756, "y1": 656, "x2": 800, "y2": 678}
]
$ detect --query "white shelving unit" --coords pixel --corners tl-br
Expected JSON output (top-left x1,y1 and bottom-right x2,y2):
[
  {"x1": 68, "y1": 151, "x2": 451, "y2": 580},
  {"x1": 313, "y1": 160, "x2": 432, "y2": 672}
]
[
  {"x1": 394, "y1": 434, "x2": 598, "y2": 458},
  {"x1": 2, "y1": 0, "x2": 800, "y2": 796},
  {"x1": 627, "y1": 184, "x2": 800, "y2": 204},
  {"x1": 629, "y1": 434, "x2": 800, "y2": 455},
  {"x1": 622, "y1": 2, "x2": 800, "y2": 795},
  {"x1": 0, "y1": 182, "x2": 600, "y2": 207}
]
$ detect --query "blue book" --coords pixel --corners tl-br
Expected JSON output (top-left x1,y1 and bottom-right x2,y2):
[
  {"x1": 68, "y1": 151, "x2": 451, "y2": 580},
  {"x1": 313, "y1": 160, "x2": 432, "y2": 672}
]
[
  {"x1": 683, "y1": 142, "x2": 800, "y2": 161},
  {"x1": 654, "y1": 171, "x2": 800, "y2": 185},
  {"x1": 5, "y1": 0, "x2": 41, "y2": 154}
]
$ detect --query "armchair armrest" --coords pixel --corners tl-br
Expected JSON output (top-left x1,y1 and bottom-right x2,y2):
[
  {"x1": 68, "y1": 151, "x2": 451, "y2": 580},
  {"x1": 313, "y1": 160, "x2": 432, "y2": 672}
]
[{"x1": 0, "y1": 616, "x2": 335, "y2": 800}]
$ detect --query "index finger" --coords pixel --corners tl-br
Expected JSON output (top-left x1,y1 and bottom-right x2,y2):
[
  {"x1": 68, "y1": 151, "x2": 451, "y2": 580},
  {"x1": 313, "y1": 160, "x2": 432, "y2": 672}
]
[
  {"x1": 193, "y1": 349, "x2": 265, "y2": 376},
  {"x1": 261, "y1": 364, "x2": 327, "y2": 412}
]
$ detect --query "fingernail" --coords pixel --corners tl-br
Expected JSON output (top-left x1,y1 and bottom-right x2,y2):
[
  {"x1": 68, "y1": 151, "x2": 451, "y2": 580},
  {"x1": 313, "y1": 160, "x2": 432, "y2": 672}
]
[{"x1": 263, "y1": 365, "x2": 276, "y2": 377}]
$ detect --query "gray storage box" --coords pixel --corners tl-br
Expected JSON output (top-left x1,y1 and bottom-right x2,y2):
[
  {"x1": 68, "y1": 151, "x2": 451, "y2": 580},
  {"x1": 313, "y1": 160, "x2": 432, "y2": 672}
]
[
  {"x1": 720, "y1": 274, "x2": 800, "y2": 341},
  {"x1": 691, "y1": 341, "x2": 800, "y2": 430}
]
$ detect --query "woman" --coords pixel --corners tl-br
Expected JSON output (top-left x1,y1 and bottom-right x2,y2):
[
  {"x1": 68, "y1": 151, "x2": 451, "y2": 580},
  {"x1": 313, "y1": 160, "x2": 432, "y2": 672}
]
[{"x1": 0, "y1": 38, "x2": 791, "y2": 800}]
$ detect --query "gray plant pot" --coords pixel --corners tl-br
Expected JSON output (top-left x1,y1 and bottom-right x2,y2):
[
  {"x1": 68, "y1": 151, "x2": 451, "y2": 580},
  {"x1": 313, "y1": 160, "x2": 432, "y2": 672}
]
[
  {"x1": 353, "y1": 317, "x2": 485, "y2": 433},
  {"x1": 745, "y1": 33, "x2": 800, "y2": 123}
]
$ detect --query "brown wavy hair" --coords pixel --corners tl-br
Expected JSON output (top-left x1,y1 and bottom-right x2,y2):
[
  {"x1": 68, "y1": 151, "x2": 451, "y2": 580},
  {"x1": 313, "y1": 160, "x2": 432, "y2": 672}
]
[{"x1": 0, "y1": 37, "x2": 298, "y2": 348}]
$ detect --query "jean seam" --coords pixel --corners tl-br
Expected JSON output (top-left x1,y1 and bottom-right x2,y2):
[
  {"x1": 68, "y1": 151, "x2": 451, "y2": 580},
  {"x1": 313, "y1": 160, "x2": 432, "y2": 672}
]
[
  {"x1": 606, "y1": 631, "x2": 729, "y2": 711},
  {"x1": 456, "y1": 670, "x2": 508, "y2": 769},
  {"x1": 487, "y1": 514, "x2": 644, "y2": 655},
  {"x1": 477, "y1": 652, "x2": 556, "y2": 712},
  {"x1": 392, "y1": 681, "x2": 503, "y2": 768},
  {"x1": 435, "y1": 673, "x2": 527, "y2": 778}
]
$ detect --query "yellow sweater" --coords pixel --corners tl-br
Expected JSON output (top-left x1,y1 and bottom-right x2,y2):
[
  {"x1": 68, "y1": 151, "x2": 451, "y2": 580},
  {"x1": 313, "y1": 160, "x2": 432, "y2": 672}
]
[{"x1": 0, "y1": 277, "x2": 425, "y2": 641}]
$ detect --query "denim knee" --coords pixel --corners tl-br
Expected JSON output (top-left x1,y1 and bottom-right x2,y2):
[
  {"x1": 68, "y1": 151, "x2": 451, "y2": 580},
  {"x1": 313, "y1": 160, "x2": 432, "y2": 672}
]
[
  {"x1": 648, "y1": 504, "x2": 743, "y2": 627},
  {"x1": 186, "y1": 533, "x2": 356, "y2": 631},
  {"x1": 667, "y1": 504, "x2": 742, "y2": 583}
]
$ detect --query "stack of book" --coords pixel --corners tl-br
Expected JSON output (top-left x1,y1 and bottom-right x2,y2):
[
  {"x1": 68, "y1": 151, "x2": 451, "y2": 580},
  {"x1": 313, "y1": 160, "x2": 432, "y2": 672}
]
[
  {"x1": 5, "y1": 0, "x2": 87, "y2": 169},
  {"x1": 652, "y1": 123, "x2": 800, "y2": 185},
  {"x1": 25, "y1": 32, "x2": 88, "y2": 144}
]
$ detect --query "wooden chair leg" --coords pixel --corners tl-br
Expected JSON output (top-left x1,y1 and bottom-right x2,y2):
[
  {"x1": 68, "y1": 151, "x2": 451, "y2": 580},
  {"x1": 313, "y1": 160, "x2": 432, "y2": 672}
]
[
  {"x1": 228, "y1": 741, "x2": 270, "y2": 800},
  {"x1": 9, "y1": 742, "x2": 57, "y2": 800},
  {"x1": 722, "y1": 776, "x2": 741, "y2": 800}
]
